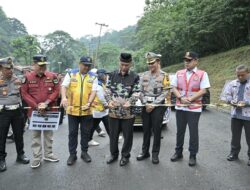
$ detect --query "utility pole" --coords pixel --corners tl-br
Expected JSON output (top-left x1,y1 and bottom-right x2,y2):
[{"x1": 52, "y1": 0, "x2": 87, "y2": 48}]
[
  {"x1": 95, "y1": 22, "x2": 108, "y2": 68},
  {"x1": 58, "y1": 62, "x2": 62, "y2": 73}
]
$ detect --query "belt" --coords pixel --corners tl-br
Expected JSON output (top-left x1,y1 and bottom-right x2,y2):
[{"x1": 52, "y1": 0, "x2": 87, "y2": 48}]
[{"x1": 0, "y1": 104, "x2": 20, "y2": 111}]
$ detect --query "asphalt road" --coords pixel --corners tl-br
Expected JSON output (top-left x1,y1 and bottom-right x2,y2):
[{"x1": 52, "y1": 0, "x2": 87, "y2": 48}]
[{"x1": 0, "y1": 109, "x2": 250, "y2": 190}]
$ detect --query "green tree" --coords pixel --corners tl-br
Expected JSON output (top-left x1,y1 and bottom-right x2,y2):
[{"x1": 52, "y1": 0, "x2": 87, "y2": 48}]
[
  {"x1": 42, "y1": 30, "x2": 87, "y2": 73},
  {"x1": 97, "y1": 43, "x2": 120, "y2": 71},
  {"x1": 135, "y1": 0, "x2": 250, "y2": 66},
  {"x1": 0, "y1": 7, "x2": 28, "y2": 57},
  {"x1": 11, "y1": 35, "x2": 40, "y2": 65}
]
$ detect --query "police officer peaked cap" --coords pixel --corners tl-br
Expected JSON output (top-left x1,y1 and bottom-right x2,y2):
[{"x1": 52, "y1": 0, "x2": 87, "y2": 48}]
[
  {"x1": 183, "y1": 51, "x2": 199, "y2": 60},
  {"x1": 80, "y1": 56, "x2": 93, "y2": 65},
  {"x1": 145, "y1": 52, "x2": 162, "y2": 64},
  {"x1": 119, "y1": 53, "x2": 132, "y2": 63},
  {"x1": 33, "y1": 55, "x2": 49, "y2": 65},
  {"x1": 0, "y1": 57, "x2": 14, "y2": 69}
]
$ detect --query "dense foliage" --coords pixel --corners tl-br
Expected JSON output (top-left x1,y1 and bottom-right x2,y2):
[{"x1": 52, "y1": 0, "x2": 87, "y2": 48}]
[{"x1": 1, "y1": 0, "x2": 250, "y2": 73}]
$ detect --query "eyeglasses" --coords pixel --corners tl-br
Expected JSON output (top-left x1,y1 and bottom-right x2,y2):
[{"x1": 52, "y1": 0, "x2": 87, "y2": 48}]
[{"x1": 183, "y1": 58, "x2": 193, "y2": 63}]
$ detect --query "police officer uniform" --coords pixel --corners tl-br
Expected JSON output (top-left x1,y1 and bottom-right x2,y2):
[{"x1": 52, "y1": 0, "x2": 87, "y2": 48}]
[
  {"x1": 21, "y1": 55, "x2": 60, "y2": 168},
  {"x1": 0, "y1": 57, "x2": 29, "y2": 172},
  {"x1": 137, "y1": 52, "x2": 170, "y2": 164},
  {"x1": 105, "y1": 53, "x2": 140, "y2": 166},
  {"x1": 61, "y1": 56, "x2": 98, "y2": 165}
]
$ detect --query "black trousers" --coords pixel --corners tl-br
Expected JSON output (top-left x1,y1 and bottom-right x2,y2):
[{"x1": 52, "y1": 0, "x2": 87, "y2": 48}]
[
  {"x1": 141, "y1": 106, "x2": 166, "y2": 156},
  {"x1": 57, "y1": 97, "x2": 65, "y2": 125},
  {"x1": 22, "y1": 100, "x2": 29, "y2": 126},
  {"x1": 59, "y1": 107, "x2": 65, "y2": 125},
  {"x1": 230, "y1": 118, "x2": 250, "y2": 157},
  {"x1": 175, "y1": 110, "x2": 201, "y2": 156},
  {"x1": 68, "y1": 114, "x2": 93, "y2": 155},
  {"x1": 90, "y1": 115, "x2": 110, "y2": 141},
  {"x1": 0, "y1": 108, "x2": 25, "y2": 160},
  {"x1": 109, "y1": 117, "x2": 134, "y2": 158}
]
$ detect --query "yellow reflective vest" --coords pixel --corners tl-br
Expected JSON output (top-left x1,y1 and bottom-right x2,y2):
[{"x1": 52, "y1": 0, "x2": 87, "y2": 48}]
[{"x1": 66, "y1": 70, "x2": 103, "y2": 116}]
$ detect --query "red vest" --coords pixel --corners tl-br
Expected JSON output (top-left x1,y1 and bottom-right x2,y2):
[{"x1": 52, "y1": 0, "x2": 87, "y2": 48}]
[{"x1": 176, "y1": 69, "x2": 205, "y2": 110}]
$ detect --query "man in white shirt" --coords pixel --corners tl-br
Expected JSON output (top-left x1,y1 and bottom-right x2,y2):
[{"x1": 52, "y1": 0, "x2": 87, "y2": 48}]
[{"x1": 170, "y1": 52, "x2": 211, "y2": 166}]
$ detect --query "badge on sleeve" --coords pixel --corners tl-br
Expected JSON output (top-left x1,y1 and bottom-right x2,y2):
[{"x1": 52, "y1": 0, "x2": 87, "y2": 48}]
[{"x1": 53, "y1": 79, "x2": 59, "y2": 84}]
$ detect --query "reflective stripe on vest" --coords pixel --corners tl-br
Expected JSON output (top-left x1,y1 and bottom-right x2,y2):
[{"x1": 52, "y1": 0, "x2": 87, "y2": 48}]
[
  {"x1": 176, "y1": 69, "x2": 205, "y2": 110},
  {"x1": 66, "y1": 72, "x2": 95, "y2": 116}
]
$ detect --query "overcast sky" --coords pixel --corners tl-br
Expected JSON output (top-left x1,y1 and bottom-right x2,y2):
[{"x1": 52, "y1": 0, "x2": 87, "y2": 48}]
[{"x1": 0, "y1": 0, "x2": 145, "y2": 39}]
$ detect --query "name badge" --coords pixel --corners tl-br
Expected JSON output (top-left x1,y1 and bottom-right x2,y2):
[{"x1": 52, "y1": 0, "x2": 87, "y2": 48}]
[
  {"x1": 193, "y1": 76, "x2": 199, "y2": 81},
  {"x1": 29, "y1": 80, "x2": 37, "y2": 84}
]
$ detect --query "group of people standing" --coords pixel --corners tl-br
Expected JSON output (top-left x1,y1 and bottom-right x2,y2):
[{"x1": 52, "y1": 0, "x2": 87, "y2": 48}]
[{"x1": 0, "y1": 50, "x2": 249, "y2": 173}]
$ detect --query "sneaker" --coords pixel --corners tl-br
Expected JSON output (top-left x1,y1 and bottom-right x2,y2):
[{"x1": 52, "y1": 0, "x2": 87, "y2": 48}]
[
  {"x1": 98, "y1": 130, "x2": 106, "y2": 137},
  {"x1": 44, "y1": 155, "x2": 59, "y2": 162},
  {"x1": 88, "y1": 140, "x2": 100, "y2": 146},
  {"x1": 31, "y1": 160, "x2": 41, "y2": 169},
  {"x1": 118, "y1": 136, "x2": 123, "y2": 143}
]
